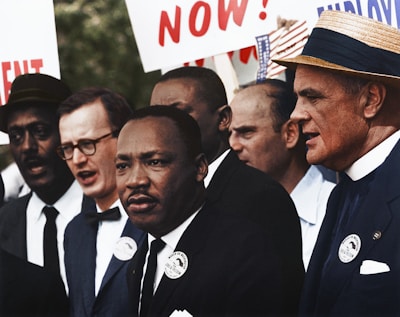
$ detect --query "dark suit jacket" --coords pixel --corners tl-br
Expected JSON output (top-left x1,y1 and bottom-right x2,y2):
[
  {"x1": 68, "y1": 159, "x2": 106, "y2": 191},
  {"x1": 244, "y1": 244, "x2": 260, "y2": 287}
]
[
  {"x1": 64, "y1": 206, "x2": 145, "y2": 317},
  {"x1": 0, "y1": 194, "x2": 70, "y2": 317},
  {"x1": 299, "y1": 140, "x2": 400, "y2": 317},
  {"x1": 0, "y1": 248, "x2": 68, "y2": 317},
  {"x1": 0, "y1": 193, "x2": 31, "y2": 259},
  {"x1": 128, "y1": 203, "x2": 284, "y2": 317},
  {"x1": 206, "y1": 150, "x2": 304, "y2": 315}
]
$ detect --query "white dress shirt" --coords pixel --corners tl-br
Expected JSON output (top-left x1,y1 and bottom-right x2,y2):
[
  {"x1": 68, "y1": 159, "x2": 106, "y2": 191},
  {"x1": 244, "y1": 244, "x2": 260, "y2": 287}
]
[
  {"x1": 291, "y1": 165, "x2": 336, "y2": 270},
  {"x1": 26, "y1": 180, "x2": 83, "y2": 290},
  {"x1": 142, "y1": 207, "x2": 201, "y2": 297},
  {"x1": 95, "y1": 199, "x2": 129, "y2": 296}
]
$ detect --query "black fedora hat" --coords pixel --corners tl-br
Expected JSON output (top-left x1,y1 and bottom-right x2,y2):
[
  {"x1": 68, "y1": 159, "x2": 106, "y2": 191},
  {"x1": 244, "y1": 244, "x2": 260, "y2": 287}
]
[
  {"x1": 0, "y1": 73, "x2": 71, "y2": 132},
  {"x1": 274, "y1": 10, "x2": 400, "y2": 87}
]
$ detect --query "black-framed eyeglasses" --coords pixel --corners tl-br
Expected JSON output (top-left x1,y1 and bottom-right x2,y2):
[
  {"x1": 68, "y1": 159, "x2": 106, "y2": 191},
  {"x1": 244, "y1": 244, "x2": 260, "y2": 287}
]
[{"x1": 56, "y1": 130, "x2": 118, "y2": 160}]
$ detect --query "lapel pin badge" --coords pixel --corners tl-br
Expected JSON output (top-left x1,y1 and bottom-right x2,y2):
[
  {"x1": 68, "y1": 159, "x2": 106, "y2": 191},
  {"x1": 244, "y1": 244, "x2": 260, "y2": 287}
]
[
  {"x1": 114, "y1": 236, "x2": 137, "y2": 261},
  {"x1": 165, "y1": 251, "x2": 188, "y2": 279},
  {"x1": 338, "y1": 234, "x2": 361, "y2": 263},
  {"x1": 372, "y1": 230, "x2": 382, "y2": 240}
]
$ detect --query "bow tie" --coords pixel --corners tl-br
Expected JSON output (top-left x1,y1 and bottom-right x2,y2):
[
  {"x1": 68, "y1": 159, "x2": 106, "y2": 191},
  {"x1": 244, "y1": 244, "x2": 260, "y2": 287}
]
[{"x1": 85, "y1": 206, "x2": 121, "y2": 225}]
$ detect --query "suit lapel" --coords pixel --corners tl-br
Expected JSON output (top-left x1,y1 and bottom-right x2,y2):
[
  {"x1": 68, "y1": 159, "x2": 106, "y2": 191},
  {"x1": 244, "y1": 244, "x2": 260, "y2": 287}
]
[
  {"x1": 129, "y1": 236, "x2": 149, "y2": 315},
  {"x1": 314, "y1": 141, "x2": 400, "y2": 312},
  {"x1": 80, "y1": 220, "x2": 98, "y2": 316},
  {"x1": 150, "y1": 206, "x2": 214, "y2": 315},
  {"x1": 206, "y1": 150, "x2": 236, "y2": 205},
  {"x1": 0, "y1": 194, "x2": 31, "y2": 259},
  {"x1": 98, "y1": 219, "x2": 145, "y2": 293}
]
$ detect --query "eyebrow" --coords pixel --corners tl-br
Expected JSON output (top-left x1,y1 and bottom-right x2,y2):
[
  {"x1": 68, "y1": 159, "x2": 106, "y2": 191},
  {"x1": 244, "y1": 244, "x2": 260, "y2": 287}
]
[
  {"x1": 231, "y1": 125, "x2": 256, "y2": 132},
  {"x1": 115, "y1": 150, "x2": 175, "y2": 161},
  {"x1": 296, "y1": 87, "x2": 323, "y2": 97}
]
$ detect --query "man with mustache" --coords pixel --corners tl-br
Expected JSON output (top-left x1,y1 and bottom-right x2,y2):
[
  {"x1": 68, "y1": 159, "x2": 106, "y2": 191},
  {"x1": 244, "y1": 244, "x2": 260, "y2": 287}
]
[
  {"x1": 150, "y1": 66, "x2": 304, "y2": 315},
  {"x1": 0, "y1": 73, "x2": 84, "y2": 316},
  {"x1": 58, "y1": 87, "x2": 145, "y2": 316},
  {"x1": 116, "y1": 106, "x2": 284, "y2": 316}
]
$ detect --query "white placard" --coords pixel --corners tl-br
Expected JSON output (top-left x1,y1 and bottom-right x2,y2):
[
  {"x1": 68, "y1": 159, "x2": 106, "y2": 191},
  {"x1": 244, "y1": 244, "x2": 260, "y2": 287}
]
[{"x1": 0, "y1": 0, "x2": 61, "y2": 106}]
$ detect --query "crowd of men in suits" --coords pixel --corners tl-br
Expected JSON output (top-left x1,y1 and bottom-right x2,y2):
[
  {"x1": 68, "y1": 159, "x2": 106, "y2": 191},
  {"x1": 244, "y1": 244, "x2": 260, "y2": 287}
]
[{"x1": 0, "y1": 9, "x2": 400, "y2": 317}]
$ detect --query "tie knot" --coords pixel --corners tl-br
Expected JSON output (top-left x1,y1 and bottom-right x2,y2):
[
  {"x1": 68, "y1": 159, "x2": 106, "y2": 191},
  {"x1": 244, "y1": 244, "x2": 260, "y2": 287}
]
[
  {"x1": 43, "y1": 206, "x2": 59, "y2": 221},
  {"x1": 151, "y1": 239, "x2": 166, "y2": 254}
]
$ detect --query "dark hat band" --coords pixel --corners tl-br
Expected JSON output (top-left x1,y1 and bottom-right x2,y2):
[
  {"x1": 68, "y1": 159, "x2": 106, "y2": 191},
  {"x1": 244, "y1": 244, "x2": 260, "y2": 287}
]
[
  {"x1": 7, "y1": 88, "x2": 66, "y2": 105},
  {"x1": 303, "y1": 28, "x2": 400, "y2": 77}
]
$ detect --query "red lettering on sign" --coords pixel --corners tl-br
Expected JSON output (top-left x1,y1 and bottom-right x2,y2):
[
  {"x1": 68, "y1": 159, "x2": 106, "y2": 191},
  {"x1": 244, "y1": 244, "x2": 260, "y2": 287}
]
[
  {"x1": 1, "y1": 59, "x2": 44, "y2": 104},
  {"x1": 218, "y1": 0, "x2": 249, "y2": 30},
  {"x1": 31, "y1": 59, "x2": 44, "y2": 73},
  {"x1": 159, "y1": 7, "x2": 181, "y2": 46},
  {"x1": 158, "y1": 0, "x2": 251, "y2": 47},
  {"x1": 239, "y1": 46, "x2": 257, "y2": 63},
  {"x1": 2, "y1": 62, "x2": 11, "y2": 105},
  {"x1": 189, "y1": 2, "x2": 211, "y2": 37}
]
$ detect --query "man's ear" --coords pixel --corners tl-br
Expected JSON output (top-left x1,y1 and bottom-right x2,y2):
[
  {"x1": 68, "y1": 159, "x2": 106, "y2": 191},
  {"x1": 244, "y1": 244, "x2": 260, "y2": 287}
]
[
  {"x1": 363, "y1": 82, "x2": 386, "y2": 119},
  {"x1": 282, "y1": 120, "x2": 300, "y2": 150},
  {"x1": 195, "y1": 153, "x2": 208, "y2": 182},
  {"x1": 217, "y1": 105, "x2": 231, "y2": 132}
]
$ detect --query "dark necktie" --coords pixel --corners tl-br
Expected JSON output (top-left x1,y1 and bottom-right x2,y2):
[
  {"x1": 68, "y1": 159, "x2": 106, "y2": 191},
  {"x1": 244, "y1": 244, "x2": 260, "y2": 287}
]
[
  {"x1": 140, "y1": 239, "x2": 166, "y2": 317},
  {"x1": 85, "y1": 206, "x2": 121, "y2": 225},
  {"x1": 43, "y1": 206, "x2": 59, "y2": 273}
]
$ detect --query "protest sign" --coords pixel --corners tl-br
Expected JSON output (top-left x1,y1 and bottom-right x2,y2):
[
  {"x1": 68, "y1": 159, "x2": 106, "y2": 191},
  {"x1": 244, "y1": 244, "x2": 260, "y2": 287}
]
[
  {"x1": 125, "y1": 0, "x2": 281, "y2": 72},
  {"x1": 0, "y1": 0, "x2": 60, "y2": 143}
]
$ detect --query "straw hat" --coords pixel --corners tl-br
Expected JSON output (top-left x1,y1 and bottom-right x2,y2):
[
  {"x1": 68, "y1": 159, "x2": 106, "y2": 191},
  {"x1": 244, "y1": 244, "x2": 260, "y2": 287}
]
[
  {"x1": 0, "y1": 73, "x2": 71, "y2": 132},
  {"x1": 273, "y1": 10, "x2": 400, "y2": 87}
]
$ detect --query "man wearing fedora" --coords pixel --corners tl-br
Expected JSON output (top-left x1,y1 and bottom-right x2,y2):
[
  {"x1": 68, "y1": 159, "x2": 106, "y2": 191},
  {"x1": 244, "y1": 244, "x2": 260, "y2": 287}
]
[
  {"x1": 275, "y1": 10, "x2": 400, "y2": 316},
  {"x1": 0, "y1": 73, "x2": 85, "y2": 316}
]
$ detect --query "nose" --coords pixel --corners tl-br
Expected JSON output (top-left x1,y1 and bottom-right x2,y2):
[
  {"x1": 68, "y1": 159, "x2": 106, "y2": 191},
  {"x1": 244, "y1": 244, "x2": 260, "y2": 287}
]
[
  {"x1": 229, "y1": 132, "x2": 243, "y2": 153},
  {"x1": 290, "y1": 101, "x2": 310, "y2": 125},
  {"x1": 126, "y1": 163, "x2": 150, "y2": 189},
  {"x1": 20, "y1": 130, "x2": 38, "y2": 152},
  {"x1": 71, "y1": 147, "x2": 88, "y2": 165}
]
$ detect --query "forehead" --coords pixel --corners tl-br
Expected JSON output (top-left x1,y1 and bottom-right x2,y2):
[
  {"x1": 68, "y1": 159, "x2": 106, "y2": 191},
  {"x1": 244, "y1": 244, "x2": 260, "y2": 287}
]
[
  {"x1": 59, "y1": 101, "x2": 110, "y2": 135},
  {"x1": 294, "y1": 65, "x2": 344, "y2": 91},
  {"x1": 231, "y1": 88, "x2": 273, "y2": 123},
  {"x1": 7, "y1": 105, "x2": 56, "y2": 128},
  {"x1": 118, "y1": 117, "x2": 186, "y2": 154},
  {"x1": 151, "y1": 79, "x2": 199, "y2": 105}
]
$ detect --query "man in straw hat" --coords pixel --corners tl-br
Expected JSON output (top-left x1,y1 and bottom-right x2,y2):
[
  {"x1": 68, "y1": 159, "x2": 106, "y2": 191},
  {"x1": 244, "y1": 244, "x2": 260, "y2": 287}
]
[{"x1": 274, "y1": 10, "x2": 400, "y2": 316}]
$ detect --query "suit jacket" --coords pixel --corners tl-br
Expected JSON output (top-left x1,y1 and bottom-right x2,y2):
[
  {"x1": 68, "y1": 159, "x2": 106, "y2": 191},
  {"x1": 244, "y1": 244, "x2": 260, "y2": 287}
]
[
  {"x1": 300, "y1": 140, "x2": 400, "y2": 317},
  {"x1": 128, "y1": 203, "x2": 284, "y2": 317},
  {"x1": 0, "y1": 194, "x2": 70, "y2": 317},
  {"x1": 0, "y1": 248, "x2": 68, "y2": 317},
  {"x1": 0, "y1": 193, "x2": 31, "y2": 259},
  {"x1": 206, "y1": 150, "x2": 304, "y2": 315},
  {"x1": 64, "y1": 203, "x2": 145, "y2": 317}
]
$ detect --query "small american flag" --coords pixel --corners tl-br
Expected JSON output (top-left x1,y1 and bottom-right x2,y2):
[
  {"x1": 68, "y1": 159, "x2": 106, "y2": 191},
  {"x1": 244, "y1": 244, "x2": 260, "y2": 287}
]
[{"x1": 256, "y1": 20, "x2": 310, "y2": 80}]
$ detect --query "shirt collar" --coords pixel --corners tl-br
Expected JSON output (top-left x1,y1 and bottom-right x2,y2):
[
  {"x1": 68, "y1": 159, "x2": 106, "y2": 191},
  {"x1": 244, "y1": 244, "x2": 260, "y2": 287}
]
[
  {"x1": 346, "y1": 130, "x2": 400, "y2": 181},
  {"x1": 148, "y1": 204, "x2": 203, "y2": 251},
  {"x1": 29, "y1": 180, "x2": 82, "y2": 222},
  {"x1": 204, "y1": 149, "x2": 230, "y2": 188},
  {"x1": 291, "y1": 166, "x2": 321, "y2": 225}
]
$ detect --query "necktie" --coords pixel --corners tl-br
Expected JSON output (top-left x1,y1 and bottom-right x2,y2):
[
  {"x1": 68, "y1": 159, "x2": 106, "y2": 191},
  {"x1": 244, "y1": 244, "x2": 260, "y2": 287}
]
[
  {"x1": 43, "y1": 206, "x2": 59, "y2": 273},
  {"x1": 85, "y1": 206, "x2": 121, "y2": 225},
  {"x1": 140, "y1": 239, "x2": 166, "y2": 317}
]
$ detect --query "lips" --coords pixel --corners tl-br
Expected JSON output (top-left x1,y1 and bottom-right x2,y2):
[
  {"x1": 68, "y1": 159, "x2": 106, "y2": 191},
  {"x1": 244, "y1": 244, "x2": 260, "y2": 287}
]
[
  {"x1": 304, "y1": 132, "x2": 320, "y2": 147},
  {"x1": 76, "y1": 170, "x2": 97, "y2": 186},
  {"x1": 23, "y1": 157, "x2": 47, "y2": 175},
  {"x1": 127, "y1": 193, "x2": 157, "y2": 213}
]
